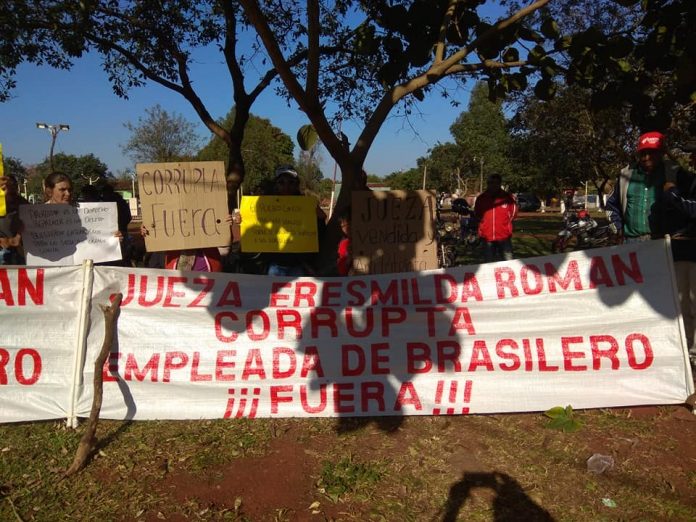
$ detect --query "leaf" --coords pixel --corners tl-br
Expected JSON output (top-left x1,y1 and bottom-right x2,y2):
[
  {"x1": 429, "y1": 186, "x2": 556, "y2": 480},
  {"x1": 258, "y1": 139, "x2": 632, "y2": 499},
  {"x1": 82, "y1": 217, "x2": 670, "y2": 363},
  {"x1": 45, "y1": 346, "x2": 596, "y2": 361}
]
[
  {"x1": 540, "y1": 18, "x2": 560, "y2": 40},
  {"x1": 544, "y1": 406, "x2": 566, "y2": 419},
  {"x1": 296, "y1": 124, "x2": 318, "y2": 151},
  {"x1": 502, "y1": 47, "x2": 519, "y2": 63},
  {"x1": 533, "y1": 78, "x2": 557, "y2": 101}
]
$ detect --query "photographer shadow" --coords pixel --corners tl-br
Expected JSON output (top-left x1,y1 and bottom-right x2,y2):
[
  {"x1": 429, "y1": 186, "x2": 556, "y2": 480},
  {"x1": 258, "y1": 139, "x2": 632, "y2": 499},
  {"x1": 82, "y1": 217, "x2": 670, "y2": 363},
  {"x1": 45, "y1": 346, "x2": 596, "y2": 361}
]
[{"x1": 440, "y1": 471, "x2": 554, "y2": 522}]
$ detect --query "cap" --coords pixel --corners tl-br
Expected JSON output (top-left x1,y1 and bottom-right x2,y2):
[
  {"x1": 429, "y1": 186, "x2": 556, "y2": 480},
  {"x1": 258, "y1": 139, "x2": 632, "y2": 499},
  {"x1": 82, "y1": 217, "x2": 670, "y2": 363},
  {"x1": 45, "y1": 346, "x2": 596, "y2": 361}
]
[
  {"x1": 274, "y1": 166, "x2": 299, "y2": 179},
  {"x1": 637, "y1": 131, "x2": 665, "y2": 152}
]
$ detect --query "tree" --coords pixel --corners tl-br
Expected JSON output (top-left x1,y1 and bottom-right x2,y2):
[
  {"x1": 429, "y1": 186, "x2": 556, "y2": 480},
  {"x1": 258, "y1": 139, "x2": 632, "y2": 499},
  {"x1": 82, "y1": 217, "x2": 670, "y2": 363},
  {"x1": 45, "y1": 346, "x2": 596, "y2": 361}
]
[
  {"x1": 417, "y1": 143, "x2": 463, "y2": 194},
  {"x1": 35, "y1": 153, "x2": 110, "y2": 194},
  {"x1": 197, "y1": 110, "x2": 294, "y2": 195},
  {"x1": 1, "y1": 1, "x2": 356, "y2": 197},
  {"x1": 450, "y1": 82, "x2": 512, "y2": 187},
  {"x1": 2, "y1": 156, "x2": 28, "y2": 184},
  {"x1": 384, "y1": 167, "x2": 423, "y2": 191},
  {"x1": 508, "y1": 85, "x2": 634, "y2": 200},
  {"x1": 122, "y1": 105, "x2": 201, "y2": 164}
]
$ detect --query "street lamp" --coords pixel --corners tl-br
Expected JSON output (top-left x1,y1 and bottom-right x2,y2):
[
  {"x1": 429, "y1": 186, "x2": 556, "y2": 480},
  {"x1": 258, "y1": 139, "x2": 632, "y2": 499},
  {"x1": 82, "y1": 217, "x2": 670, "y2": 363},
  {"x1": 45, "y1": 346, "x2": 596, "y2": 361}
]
[{"x1": 36, "y1": 122, "x2": 70, "y2": 171}]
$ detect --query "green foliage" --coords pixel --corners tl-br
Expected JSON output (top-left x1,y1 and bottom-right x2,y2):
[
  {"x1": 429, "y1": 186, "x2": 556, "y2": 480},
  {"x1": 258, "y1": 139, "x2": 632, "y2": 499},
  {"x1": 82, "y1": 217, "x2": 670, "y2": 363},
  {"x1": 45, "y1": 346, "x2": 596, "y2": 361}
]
[
  {"x1": 450, "y1": 82, "x2": 512, "y2": 182},
  {"x1": 1, "y1": 156, "x2": 28, "y2": 183},
  {"x1": 122, "y1": 104, "x2": 201, "y2": 163},
  {"x1": 508, "y1": 84, "x2": 633, "y2": 196},
  {"x1": 34, "y1": 152, "x2": 111, "y2": 194},
  {"x1": 297, "y1": 124, "x2": 319, "y2": 151},
  {"x1": 419, "y1": 142, "x2": 467, "y2": 193},
  {"x1": 317, "y1": 456, "x2": 382, "y2": 502},
  {"x1": 197, "y1": 109, "x2": 294, "y2": 195},
  {"x1": 384, "y1": 167, "x2": 423, "y2": 191},
  {"x1": 544, "y1": 405, "x2": 583, "y2": 433}
]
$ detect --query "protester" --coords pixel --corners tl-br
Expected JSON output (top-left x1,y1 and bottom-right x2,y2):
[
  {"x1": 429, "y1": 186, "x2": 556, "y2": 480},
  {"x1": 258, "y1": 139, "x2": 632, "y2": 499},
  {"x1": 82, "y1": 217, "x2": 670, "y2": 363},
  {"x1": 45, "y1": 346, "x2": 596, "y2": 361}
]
[
  {"x1": 0, "y1": 175, "x2": 28, "y2": 265},
  {"x1": 263, "y1": 166, "x2": 326, "y2": 277},
  {"x1": 44, "y1": 172, "x2": 74, "y2": 204},
  {"x1": 474, "y1": 173, "x2": 517, "y2": 262},
  {"x1": 664, "y1": 140, "x2": 696, "y2": 366},
  {"x1": 140, "y1": 218, "x2": 233, "y2": 272},
  {"x1": 606, "y1": 132, "x2": 696, "y2": 364},
  {"x1": 38, "y1": 173, "x2": 124, "y2": 260},
  {"x1": 605, "y1": 131, "x2": 691, "y2": 243},
  {"x1": 336, "y1": 207, "x2": 352, "y2": 276},
  {"x1": 98, "y1": 181, "x2": 133, "y2": 266}
]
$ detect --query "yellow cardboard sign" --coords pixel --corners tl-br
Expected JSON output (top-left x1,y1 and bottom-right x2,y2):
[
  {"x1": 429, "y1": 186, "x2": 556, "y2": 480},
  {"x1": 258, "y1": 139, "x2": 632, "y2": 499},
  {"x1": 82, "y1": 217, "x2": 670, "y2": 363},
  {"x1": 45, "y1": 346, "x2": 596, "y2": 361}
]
[
  {"x1": 0, "y1": 143, "x2": 5, "y2": 217},
  {"x1": 240, "y1": 195, "x2": 319, "y2": 253}
]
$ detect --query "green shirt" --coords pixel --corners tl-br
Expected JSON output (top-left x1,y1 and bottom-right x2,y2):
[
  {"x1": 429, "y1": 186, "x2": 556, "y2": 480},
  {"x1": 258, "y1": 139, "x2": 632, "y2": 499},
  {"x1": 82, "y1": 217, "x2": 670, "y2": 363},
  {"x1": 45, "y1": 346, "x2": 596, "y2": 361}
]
[{"x1": 623, "y1": 168, "x2": 662, "y2": 237}]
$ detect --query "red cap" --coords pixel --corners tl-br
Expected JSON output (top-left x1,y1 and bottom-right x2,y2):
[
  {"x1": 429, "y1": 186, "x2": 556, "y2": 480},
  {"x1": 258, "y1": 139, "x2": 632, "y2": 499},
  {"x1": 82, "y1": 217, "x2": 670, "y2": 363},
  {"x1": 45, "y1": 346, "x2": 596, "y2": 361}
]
[{"x1": 637, "y1": 132, "x2": 665, "y2": 152}]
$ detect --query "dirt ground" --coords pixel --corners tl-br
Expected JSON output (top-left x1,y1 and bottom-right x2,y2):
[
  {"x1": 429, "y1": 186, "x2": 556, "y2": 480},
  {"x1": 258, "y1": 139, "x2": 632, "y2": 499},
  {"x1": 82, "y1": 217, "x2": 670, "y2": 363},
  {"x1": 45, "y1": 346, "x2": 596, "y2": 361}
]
[{"x1": 107, "y1": 404, "x2": 696, "y2": 521}]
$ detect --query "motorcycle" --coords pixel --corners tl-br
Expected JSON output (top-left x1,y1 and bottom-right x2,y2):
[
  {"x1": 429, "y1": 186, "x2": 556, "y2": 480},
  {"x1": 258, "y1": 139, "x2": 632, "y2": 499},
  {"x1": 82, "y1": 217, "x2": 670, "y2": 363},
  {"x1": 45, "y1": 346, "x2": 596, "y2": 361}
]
[
  {"x1": 551, "y1": 209, "x2": 618, "y2": 253},
  {"x1": 436, "y1": 197, "x2": 479, "y2": 268}
]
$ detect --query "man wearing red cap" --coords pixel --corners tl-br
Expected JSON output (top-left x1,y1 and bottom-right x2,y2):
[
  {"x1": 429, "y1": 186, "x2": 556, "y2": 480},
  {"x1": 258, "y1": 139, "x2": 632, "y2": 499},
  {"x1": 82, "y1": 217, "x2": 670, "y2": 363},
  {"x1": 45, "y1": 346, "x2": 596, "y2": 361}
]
[
  {"x1": 606, "y1": 131, "x2": 689, "y2": 242},
  {"x1": 606, "y1": 132, "x2": 696, "y2": 365}
]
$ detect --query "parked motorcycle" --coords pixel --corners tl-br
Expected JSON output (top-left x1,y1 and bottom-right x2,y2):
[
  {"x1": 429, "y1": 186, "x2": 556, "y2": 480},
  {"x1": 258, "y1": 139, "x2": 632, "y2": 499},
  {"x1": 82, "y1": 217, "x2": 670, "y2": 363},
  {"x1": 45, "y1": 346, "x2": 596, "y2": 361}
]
[
  {"x1": 551, "y1": 209, "x2": 618, "y2": 253},
  {"x1": 436, "y1": 197, "x2": 479, "y2": 268}
]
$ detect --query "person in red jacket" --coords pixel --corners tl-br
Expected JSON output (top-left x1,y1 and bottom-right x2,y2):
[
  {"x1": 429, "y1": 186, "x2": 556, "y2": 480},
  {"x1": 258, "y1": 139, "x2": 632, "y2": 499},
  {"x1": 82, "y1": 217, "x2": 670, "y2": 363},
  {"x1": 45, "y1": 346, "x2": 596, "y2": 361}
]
[{"x1": 474, "y1": 173, "x2": 518, "y2": 262}]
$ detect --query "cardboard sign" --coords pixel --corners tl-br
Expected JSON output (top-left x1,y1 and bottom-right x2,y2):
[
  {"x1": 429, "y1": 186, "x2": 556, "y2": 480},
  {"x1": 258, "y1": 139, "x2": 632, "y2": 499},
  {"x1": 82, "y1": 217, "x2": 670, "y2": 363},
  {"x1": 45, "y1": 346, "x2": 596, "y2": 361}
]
[
  {"x1": 20, "y1": 202, "x2": 121, "y2": 266},
  {"x1": 137, "y1": 161, "x2": 231, "y2": 252},
  {"x1": 239, "y1": 195, "x2": 319, "y2": 253},
  {"x1": 351, "y1": 189, "x2": 438, "y2": 274}
]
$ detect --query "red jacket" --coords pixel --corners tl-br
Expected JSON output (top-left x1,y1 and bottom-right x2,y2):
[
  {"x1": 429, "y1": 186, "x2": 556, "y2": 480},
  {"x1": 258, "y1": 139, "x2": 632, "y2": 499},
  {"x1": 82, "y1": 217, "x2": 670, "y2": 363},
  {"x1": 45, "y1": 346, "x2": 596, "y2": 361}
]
[{"x1": 474, "y1": 190, "x2": 517, "y2": 241}]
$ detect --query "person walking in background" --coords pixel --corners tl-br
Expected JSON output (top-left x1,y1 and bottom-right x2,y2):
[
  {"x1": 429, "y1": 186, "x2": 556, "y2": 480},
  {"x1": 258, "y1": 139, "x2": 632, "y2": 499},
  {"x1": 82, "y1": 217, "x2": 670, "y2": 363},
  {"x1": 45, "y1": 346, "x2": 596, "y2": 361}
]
[{"x1": 474, "y1": 173, "x2": 517, "y2": 262}]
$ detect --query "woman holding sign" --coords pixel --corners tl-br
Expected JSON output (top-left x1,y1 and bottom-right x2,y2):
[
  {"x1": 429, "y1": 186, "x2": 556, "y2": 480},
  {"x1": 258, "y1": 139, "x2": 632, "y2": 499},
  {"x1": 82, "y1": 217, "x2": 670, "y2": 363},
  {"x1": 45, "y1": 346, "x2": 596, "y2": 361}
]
[
  {"x1": 37, "y1": 172, "x2": 125, "y2": 263},
  {"x1": 44, "y1": 172, "x2": 74, "y2": 204}
]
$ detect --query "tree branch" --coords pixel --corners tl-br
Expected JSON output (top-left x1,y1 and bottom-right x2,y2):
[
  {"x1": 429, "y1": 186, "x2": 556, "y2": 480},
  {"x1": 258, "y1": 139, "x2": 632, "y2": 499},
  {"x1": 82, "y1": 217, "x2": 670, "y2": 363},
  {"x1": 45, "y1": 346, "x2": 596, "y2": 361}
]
[{"x1": 64, "y1": 293, "x2": 123, "y2": 478}]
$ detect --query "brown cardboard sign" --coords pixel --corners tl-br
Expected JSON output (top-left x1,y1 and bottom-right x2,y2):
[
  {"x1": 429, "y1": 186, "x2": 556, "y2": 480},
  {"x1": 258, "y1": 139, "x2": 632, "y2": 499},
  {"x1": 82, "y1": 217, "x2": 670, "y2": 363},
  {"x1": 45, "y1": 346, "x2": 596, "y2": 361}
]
[
  {"x1": 137, "y1": 161, "x2": 231, "y2": 252},
  {"x1": 351, "y1": 189, "x2": 438, "y2": 274}
]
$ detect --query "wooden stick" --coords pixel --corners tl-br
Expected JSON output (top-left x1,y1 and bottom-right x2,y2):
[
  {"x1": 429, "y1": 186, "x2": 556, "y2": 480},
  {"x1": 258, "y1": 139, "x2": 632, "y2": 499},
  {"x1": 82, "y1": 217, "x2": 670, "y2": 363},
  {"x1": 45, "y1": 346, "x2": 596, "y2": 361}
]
[{"x1": 64, "y1": 293, "x2": 123, "y2": 477}]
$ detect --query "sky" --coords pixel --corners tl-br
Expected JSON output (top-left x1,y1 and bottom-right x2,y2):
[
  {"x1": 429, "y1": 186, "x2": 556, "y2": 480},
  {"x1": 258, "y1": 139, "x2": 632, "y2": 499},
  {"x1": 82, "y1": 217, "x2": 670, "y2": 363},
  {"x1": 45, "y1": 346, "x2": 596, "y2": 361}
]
[{"x1": 0, "y1": 26, "x2": 484, "y2": 182}]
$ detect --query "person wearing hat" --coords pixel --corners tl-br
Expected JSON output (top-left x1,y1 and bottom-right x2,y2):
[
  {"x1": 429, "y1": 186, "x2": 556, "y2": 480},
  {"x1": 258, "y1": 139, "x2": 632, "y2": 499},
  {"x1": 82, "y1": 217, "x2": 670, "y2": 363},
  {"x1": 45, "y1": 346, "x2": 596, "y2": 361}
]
[
  {"x1": 607, "y1": 132, "x2": 696, "y2": 364},
  {"x1": 263, "y1": 166, "x2": 326, "y2": 277},
  {"x1": 605, "y1": 131, "x2": 690, "y2": 243}
]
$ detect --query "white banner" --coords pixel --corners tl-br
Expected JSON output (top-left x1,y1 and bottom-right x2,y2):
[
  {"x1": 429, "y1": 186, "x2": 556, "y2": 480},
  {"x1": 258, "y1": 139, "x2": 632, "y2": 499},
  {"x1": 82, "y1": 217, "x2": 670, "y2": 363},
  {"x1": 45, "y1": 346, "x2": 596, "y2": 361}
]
[
  {"x1": 20, "y1": 202, "x2": 121, "y2": 266},
  {"x1": 0, "y1": 266, "x2": 87, "y2": 422},
  {"x1": 1, "y1": 240, "x2": 693, "y2": 423}
]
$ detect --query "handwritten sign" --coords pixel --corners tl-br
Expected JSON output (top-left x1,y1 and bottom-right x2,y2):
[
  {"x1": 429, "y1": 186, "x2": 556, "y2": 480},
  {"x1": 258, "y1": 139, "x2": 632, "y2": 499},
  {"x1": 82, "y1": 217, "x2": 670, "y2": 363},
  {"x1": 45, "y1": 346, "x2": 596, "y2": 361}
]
[
  {"x1": 20, "y1": 202, "x2": 121, "y2": 266},
  {"x1": 137, "y1": 161, "x2": 231, "y2": 252},
  {"x1": 351, "y1": 189, "x2": 438, "y2": 274},
  {"x1": 239, "y1": 195, "x2": 319, "y2": 253}
]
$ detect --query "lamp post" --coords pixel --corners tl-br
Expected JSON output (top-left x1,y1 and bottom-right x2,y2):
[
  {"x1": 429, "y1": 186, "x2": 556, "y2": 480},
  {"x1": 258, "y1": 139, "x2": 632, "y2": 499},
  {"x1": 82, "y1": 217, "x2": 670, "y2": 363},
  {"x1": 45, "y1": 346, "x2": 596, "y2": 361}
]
[{"x1": 36, "y1": 123, "x2": 70, "y2": 171}]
